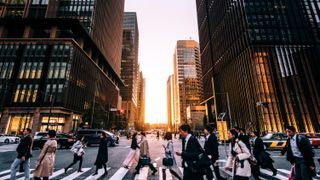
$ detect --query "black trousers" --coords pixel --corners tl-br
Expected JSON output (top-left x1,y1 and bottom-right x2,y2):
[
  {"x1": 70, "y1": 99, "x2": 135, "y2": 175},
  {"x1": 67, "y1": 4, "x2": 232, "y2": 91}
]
[
  {"x1": 206, "y1": 159, "x2": 224, "y2": 180},
  {"x1": 183, "y1": 168, "x2": 203, "y2": 180},
  {"x1": 66, "y1": 153, "x2": 83, "y2": 171},
  {"x1": 234, "y1": 175, "x2": 249, "y2": 180},
  {"x1": 135, "y1": 159, "x2": 157, "y2": 172}
]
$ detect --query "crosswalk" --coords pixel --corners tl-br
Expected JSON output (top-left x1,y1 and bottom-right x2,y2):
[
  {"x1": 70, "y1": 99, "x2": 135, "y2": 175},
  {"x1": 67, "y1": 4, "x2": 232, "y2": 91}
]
[{"x1": 0, "y1": 164, "x2": 319, "y2": 180}]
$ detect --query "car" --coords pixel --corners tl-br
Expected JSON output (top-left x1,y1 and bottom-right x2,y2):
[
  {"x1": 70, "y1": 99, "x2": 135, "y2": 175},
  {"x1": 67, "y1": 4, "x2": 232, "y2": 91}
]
[
  {"x1": 299, "y1": 133, "x2": 320, "y2": 148},
  {"x1": 32, "y1": 133, "x2": 76, "y2": 149},
  {"x1": 261, "y1": 132, "x2": 287, "y2": 150},
  {"x1": 0, "y1": 134, "x2": 20, "y2": 143},
  {"x1": 77, "y1": 129, "x2": 117, "y2": 147}
]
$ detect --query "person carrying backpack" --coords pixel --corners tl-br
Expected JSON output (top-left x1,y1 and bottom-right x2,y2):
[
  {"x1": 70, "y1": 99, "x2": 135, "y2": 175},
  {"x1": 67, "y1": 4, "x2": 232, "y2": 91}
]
[{"x1": 285, "y1": 126, "x2": 315, "y2": 180}]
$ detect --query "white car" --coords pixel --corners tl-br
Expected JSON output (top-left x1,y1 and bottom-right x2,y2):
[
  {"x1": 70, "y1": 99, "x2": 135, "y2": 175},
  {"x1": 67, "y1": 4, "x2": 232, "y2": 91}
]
[{"x1": 0, "y1": 134, "x2": 20, "y2": 143}]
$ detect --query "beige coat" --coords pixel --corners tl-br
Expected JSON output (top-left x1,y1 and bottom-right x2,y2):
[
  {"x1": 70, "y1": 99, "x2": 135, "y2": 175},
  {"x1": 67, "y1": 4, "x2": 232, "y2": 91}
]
[
  {"x1": 33, "y1": 139, "x2": 57, "y2": 178},
  {"x1": 224, "y1": 140, "x2": 251, "y2": 177},
  {"x1": 139, "y1": 137, "x2": 150, "y2": 157}
]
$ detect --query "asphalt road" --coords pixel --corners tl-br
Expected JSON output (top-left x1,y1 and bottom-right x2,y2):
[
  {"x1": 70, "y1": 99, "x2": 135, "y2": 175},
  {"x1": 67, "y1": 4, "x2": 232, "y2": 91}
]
[{"x1": 0, "y1": 134, "x2": 319, "y2": 180}]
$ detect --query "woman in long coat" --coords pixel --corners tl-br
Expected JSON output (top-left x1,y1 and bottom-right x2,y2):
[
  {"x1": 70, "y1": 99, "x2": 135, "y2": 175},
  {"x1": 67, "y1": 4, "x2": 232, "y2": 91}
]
[
  {"x1": 162, "y1": 132, "x2": 181, "y2": 180},
  {"x1": 224, "y1": 128, "x2": 251, "y2": 180},
  {"x1": 93, "y1": 132, "x2": 108, "y2": 175},
  {"x1": 33, "y1": 130, "x2": 57, "y2": 180}
]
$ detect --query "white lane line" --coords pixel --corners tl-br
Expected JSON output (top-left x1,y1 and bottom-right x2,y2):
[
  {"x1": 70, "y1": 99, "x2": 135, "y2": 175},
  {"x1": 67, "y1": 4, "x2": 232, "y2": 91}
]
[
  {"x1": 159, "y1": 167, "x2": 163, "y2": 180},
  {"x1": 134, "y1": 167, "x2": 149, "y2": 180},
  {"x1": 260, "y1": 169, "x2": 287, "y2": 180},
  {"x1": 84, "y1": 167, "x2": 111, "y2": 180},
  {"x1": 0, "y1": 169, "x2": 34, "y2": 180},
  {"x1": 60, "y1": 167, "x2": 91, "y2": 180},
  {"x1": 155, "y1": 157, "x2": 161, "y2": 161},
  {"x1": 17, "y1": 168, "x2": 70, "y2": 180},
  {"x1": 109, "y1": 167, "x2": 129, "y2": 180},
  {"x1": 0, "y1": 170, "x2": 10, "y2": 176},
  {"x1": 277, "y1": 169, "x2": 290, "y2": 175}
]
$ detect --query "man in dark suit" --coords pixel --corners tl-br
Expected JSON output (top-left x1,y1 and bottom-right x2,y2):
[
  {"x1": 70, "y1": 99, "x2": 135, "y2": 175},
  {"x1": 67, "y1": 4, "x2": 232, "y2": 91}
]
[
  {"x1": 176, "y1": 124, "x2": 203, "y2": 180},
  {"x1": 250, "y1": 131, "x2": 277, "y2": 180},
  {"x1": 285, "y1": 126, "x2": 315, "y2": 180},
  {"x1": 204, "y1": 126, "x2": 225, "y2": 180},
  {"x1": 10, "y1": 128, "x2": 33, "y2": 180},
  {"x1": 235, "y1": 127, "x2": 251, "y2": 151}
]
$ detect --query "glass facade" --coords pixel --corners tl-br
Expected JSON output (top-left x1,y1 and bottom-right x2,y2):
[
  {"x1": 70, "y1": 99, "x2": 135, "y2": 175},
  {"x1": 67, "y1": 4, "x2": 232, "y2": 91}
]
[{"x1": 196, "y1": 0, "x2": 320, "y2": 132}]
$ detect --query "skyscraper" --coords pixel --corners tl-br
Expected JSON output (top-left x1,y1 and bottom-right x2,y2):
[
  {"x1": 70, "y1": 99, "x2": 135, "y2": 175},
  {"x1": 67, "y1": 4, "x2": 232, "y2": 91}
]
[
  {"x1": 137, "y1": 71, "x2": 145, "y2": 130},
  {"x1": 0, "y1": 0, "x2": 124, "y2": 134},
  {"x1": 173, "y1": 40, "x2": 203, "y2": 125},
  {"x1": 121, "y1": 12, "x2": 139, "y2": 128},
  {"x1": 196, "y1": 0, "x2": 320, "y2": 132},
  {"x1": 167, "y1": 75, "x2": 174, "y2": 131}
]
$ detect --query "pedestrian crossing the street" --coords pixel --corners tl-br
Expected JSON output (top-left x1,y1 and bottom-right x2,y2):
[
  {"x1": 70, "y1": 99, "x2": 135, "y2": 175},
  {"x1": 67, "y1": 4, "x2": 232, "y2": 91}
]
[{"x1": 0, "y1": 165, "x2": 319, "y2": 180}]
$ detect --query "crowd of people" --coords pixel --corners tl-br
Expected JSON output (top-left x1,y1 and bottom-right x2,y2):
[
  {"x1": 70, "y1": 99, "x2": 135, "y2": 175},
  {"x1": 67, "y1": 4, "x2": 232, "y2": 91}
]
[{"x1": 8, "y1": 124, "x2": 318, "y2": 180}]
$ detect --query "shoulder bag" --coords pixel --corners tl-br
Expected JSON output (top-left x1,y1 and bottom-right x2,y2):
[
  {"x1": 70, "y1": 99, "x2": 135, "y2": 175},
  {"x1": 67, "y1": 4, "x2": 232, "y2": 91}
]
[
  {"x1": 162, "y1": 142, "x2": 173, "y2": 166},
  {"x1": 237, "y1": 141, "x2": 258, "y2": 166}
]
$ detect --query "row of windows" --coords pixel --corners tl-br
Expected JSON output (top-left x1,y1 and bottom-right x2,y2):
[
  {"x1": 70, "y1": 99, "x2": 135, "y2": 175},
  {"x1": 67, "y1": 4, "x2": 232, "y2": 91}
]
[
  {"x1": 31, "y1": 0, "x2": 48, "y2": 5},
  {"x1": 18, "y1": 62, "x2": 43, "y2": 79},
  {"x1": 13, "y1": 84, "x2": 38, "y2": 103},
  {"x1": 0, "y1": 44, "x2": 19, "y2": 57},
  {"x1": 23, "y1": 44, "x2": 47, "y2": 57},
  {"x1": 0, "y1": 62, "x2": 14, "y2": 79},
  {"x1": 47, "y1": 62, "x2": 67, "y2": 79},
  {"x1": 44, "y1": 83, "x2": 64, "y2": 103}
]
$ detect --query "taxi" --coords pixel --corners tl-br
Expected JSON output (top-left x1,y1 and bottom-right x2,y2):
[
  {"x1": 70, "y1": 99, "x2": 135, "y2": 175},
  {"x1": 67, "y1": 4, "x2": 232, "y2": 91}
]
[{"x1": 261, "y1": 132, "x2": 287, "y2": 150}]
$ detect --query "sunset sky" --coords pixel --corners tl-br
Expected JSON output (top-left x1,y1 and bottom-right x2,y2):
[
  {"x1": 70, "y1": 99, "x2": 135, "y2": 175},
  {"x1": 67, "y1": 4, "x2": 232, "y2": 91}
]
[{"x1": 125, "y1": 0, "x2": 199, "y2": 124}]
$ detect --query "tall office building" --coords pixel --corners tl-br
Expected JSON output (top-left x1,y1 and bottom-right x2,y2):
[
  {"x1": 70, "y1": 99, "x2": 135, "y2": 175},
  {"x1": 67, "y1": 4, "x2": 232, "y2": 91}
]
[
  {"x1": 173, "y1": 40, "x2": 203, "y2": 125},
  {"x1": 137, "y1": 71, "x2": 145, "y2": 130},
  {"x1": 120, "y1": 12, "x2": 139, "y2": 128},
  {"x1": 0, "y1": 0, "x2": 124, "y2": 134},
  {"x1": 167, "y1": 75, "x2": 174, "y2": 131},
  {"x1": 196, "y1": 0, "x2": 320, "y2": 132}
]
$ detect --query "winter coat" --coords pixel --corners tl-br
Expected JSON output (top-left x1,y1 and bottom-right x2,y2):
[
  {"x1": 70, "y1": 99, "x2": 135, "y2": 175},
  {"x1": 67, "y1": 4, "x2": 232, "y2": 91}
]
[
  {"x1": 225, "y1": 140, "x2": 251, "y2": 177},
  {"x1": 33, "y1": 139, "x2": 57, "y2": 178},
  {"x1": 139, "y1": 137, "x2": 150, "y2": 157},
  {"x1": 94, "y1": 138, "x2": 108, "y2": 168}
]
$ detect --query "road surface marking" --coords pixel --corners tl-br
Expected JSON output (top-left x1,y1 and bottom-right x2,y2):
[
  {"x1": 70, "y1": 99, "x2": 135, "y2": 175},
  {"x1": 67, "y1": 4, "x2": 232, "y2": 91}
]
[
  {"x1": 0, "y1": 169, "x2": 34, "y2": 180},
  {"x1": 260, "y1": 169, "x2": 287, "y2": 180},
  {"x1": 134, "y1": 167, "x2": 148, "y2": 180},
  {"x1": 109, "y1": 167, "x2": 128, "y2": 180},
  {"x1": 155, "y1": 157, "x2": 161, "y2": 161},
  {"x1": 84, "y1": 167, "x2": 111, "y2": 180},
  {"x1": 0, "y1": 170, "x2": 10, "y2": 176},
  {"x1": 60, "y1": 167, "x2": 91, "y2": 180}
]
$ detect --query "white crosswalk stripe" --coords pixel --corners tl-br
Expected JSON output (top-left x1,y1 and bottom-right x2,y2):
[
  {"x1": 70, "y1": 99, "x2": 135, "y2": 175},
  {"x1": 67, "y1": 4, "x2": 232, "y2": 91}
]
[
  {"x1": 84, "y1": 167, "x2": 111, "y2": 180},
  {"x1": 134, "y1": 167, "x2": 149, "y2": 180},
  {"x1": 109, "y1": 167, "x2": 129, "y2": 180},
  {"x1": 0, "y1": 170, "x2": 10, "y2": 176},
  {"x1": 60, "y1": 167, "x2": 91, "y2": 180},
  {"x1": 0, "y1": 169, "x2": 34, "y2": 180}
]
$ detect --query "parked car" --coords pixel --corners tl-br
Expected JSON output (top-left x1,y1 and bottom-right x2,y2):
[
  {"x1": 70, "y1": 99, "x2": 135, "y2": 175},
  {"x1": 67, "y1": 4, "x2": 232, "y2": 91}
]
[
  {"x1": 32, "y1": 132, "x2": 76, "y2": 149},
  {"x1": 0, "y1": 134, "x2": 20, "y2": 143},
  {"x1": 77, "y1": 129, "x2": 118, "y2": 147},
  {"x1": 299, "y1": 132, "x2": 320, "y2": 148},
  {"x1": 261, "y1": 132, "x2": 287, "y2": 150}
]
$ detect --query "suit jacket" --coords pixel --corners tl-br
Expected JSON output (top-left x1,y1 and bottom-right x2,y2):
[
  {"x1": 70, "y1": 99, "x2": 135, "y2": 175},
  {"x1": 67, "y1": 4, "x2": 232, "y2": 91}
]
[
  {"x1": 181, "y1": 135, "x2": 202, "y2": 169},
  {"x1": 204, "y1": 133, "x2": 219, "y2": 162},
  {"x1": 16, "y1": 135, "x2": 32, "y2": 159},
  {"x1": 286, "y1": 135, "x2": 315, "y2": 167},
  {"x1": 238, "y1": 133, "x2": 251, "y2": 152},
  {"x1": 252, "y1": 137, "x2": 264, "y2": 158}
]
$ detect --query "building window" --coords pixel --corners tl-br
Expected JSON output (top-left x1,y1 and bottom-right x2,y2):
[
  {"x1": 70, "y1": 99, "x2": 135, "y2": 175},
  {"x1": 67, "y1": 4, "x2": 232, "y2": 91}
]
[
  {"x1": 6, "y1": 115, "x2": 32, "y2": 135},
  {"x1": 44, "y1": 83, "x2": 65, "y2": 102},
  {"x1": 13, "y1": 84, "x2": 39, "y2": 103},
  {"x1": 40, "y1": 116, "x2": 65, "y2": 132}
]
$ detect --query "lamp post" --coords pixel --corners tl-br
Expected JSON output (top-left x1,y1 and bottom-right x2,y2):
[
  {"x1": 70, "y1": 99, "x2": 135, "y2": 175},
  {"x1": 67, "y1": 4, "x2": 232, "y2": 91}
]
[{"x1": 47, "y1": 94, "x2": 55, "y2": 131}]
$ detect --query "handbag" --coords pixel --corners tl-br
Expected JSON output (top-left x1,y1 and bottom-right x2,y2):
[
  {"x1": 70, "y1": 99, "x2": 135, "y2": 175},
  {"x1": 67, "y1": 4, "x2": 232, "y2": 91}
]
[
  {"x1": 162, "y1": 142, "x2": 174, "y2": 166},
  {"x1": 288, "y1": 165, "x2": 294, "y2": 180},
  {"x1": 139, "y1": 156, "x2": 151, "y2": 166},
  {"x1": 237, "y1": 142, "x2": 258, "y2": 166}
]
